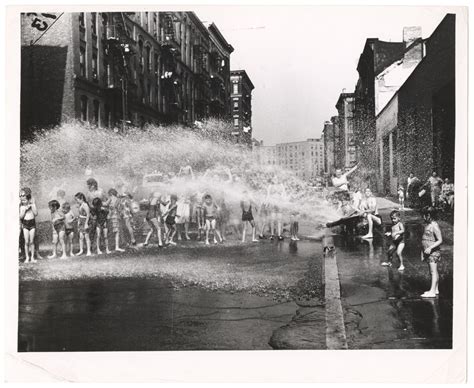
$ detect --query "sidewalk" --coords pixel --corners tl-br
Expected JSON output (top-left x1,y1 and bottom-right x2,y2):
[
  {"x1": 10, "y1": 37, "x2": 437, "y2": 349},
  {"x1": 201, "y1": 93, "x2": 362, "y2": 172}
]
[{"x1": 334, "y1": 197, "x2": 453, "y2": 349}]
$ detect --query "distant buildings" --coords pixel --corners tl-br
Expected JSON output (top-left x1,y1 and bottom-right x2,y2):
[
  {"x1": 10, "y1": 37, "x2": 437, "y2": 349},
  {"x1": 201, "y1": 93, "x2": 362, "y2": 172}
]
[
  {"x1": 20, "y1": 11, "x2": 254, "y2": 145},
  {"x1": 322, "y1": 14, "x2": 455, "y2": 193},
  {"x1": 255, "y1": 138, "x2": 325, "y2": 182}
]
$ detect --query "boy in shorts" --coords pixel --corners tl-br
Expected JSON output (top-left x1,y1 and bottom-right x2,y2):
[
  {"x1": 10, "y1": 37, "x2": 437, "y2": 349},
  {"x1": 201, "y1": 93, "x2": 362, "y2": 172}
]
[
  {"x1": 48, "y1": 200, "x2": 67, "y2": 259},
  {"x1": 382, "y1": 210, "x2": 405, "y2": 271},
  {"x1": 62, "y1": 202, "x2": 76, "y2": 257}
]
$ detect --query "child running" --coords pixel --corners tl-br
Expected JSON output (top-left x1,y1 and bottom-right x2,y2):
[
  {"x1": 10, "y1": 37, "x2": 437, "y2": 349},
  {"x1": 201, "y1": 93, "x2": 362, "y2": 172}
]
[
  {"x1": 19, "y1": 190, "x2": 38, "y2": 263},
  {"x1": 143, "y1": 191, "x2": 163, "y2": 247},
  {"x1": 48, "y1": 200, "x2": 67, "y2": 259},
  {"x1": 163, "y1": 194, "x2": 178, "y2": 245},
  {"x1": 92, "y1": 198, "x2": 111, "y2": 254},
  {"x1": 62, "y1": 202, "x2": 76, "y2": 257},
  {"x1": 240, "y1": 191, "x2": 258, "y2": 243},
  {"x1": 106, "y1": 189, "x2": 125, "y2": 252},
  {"x1": 74, "y1": 192, "x2": 92, "y2": 256},
  {"x1": 202, "y1": 194, "x2": 222, "y2": 245},
  {"x1": 382, "y1": 210, "x2": 405, "y2": 271},
  {"x1": 420, "y1": 206, "x2": 443, "y2": 298}
]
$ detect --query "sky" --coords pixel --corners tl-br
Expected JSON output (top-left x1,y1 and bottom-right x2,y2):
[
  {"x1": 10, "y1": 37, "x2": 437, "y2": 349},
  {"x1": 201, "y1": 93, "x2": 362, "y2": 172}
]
[{"x1": 194, "y1": 6, "x2": 451, "y2": 145}]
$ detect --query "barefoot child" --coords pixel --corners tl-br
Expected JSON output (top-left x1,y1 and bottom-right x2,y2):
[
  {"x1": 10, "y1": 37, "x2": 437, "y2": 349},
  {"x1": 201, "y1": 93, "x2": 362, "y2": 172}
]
[
  {"x1": 398, "y1": 186, "x2": 405, "y2": 210},
  {"x1": 163, "y1": 194, "x2": 178, "y2": 245},
  {"x1": 240, "y1": 191, "x2": 258, "y2": 243},
  {"x1": 382, "y1": 210, "x2": 405, "y2": 270},
  {"x1": 144, "y1": 191, "x2": 163, "y2": 247},
  {"x1": 74, "y1": 193, "x2": 92, "y2": 256},
  {"x1": 92, "y1": 198, "x2": 111, "y2": 254},
  {"x1": 106, "y1": 189, "x2": 125, "y2": 252},
  {"x1": 202, "y1": 194, "x2": 222, "y2": 245},
  {"x1": 62, "y1": 202, "x2": 76, "y2": 257},
  {"x1": 192, "y1": 192, "x2": 205, "y2": 241},
  {"x1": 420, "y1": 207, "x2": 443, "y2": 298},
  {"x1": 48, "y1": 200, "x2": 67, "y2": 259},
  {"x1": 19, "y1": 190, "x2": 38, "y2": 263}
]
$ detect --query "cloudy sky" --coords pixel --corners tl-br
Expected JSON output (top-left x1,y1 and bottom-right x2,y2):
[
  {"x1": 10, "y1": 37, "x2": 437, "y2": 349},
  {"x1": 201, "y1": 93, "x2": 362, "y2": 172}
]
[{"x1": 195, "y1": 6, "x2": 452, "y2": 145}]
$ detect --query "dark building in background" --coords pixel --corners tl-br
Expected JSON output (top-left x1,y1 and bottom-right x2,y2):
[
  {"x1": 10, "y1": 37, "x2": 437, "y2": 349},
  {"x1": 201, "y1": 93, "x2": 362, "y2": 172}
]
[
  {"x1": 21, "y1": 12, "x2": 238, "y2": 141},
  {"x1": 230, "y1": 70, "x2": 254, "y2": 146},
  {"x1": 322, "y1": 120, "x2": 335, "y2": 175},
  {"x1": 376, "y1": 14, "x2": 455, "y2": 194}
]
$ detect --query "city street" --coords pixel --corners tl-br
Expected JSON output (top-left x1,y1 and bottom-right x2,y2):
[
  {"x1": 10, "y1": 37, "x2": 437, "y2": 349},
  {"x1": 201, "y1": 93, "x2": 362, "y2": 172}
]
[{"x1": 18, "y1": 198, "x2": 452, "y2": 351}]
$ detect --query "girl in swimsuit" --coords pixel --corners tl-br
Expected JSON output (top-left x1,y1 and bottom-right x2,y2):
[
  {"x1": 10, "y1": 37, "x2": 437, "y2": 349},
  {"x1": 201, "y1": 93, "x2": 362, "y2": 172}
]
[
  {"x1": 19, "y1": 190, "x2": 38, "y2": 263},
  {"x1": 240, "y1": 191, "x2": 258, "y2": 243},
  {"x1": 420, "y1": 207, "x2": 443, "y2": 298},
  {"x1": 48, "y1": 200, "x2": 67, "y2": 259},
  {"x1": 92, "y1": 197, "x2": 111, "y2": 255},
  {"x1": 105, "y1": 189, "x2": 125, "y2": 252},
  {"x1": 75, "y1": 192, "x2": 92, "y2": 256}
]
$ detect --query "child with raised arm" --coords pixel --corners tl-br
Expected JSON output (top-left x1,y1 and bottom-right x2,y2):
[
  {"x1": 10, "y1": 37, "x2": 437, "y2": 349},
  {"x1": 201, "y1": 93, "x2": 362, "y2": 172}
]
[
  {"x1": 106, "y1": 189, "x2": 125, "y2": 252},
  {"x1": 92, "y1": 198, "x2": 111, "y2": 255},
  {"x1": 382, "y1": 210, "x2": 405, "y2": 271},
  {"x1": 20, "y1": 190, "x2": 38, "y2": 263},
  {"x1": 62, "y1": 202, "x2": 76, "y2": 257},
  {"x1": 48, "y1": 200, "x2": 67, "y2": 259},
  {"x1": 420, "y1": 207, "x2": 443, "y2": 298},
  {"x1": 74, "y1": 192, "x2": 92, "y2": 256}
]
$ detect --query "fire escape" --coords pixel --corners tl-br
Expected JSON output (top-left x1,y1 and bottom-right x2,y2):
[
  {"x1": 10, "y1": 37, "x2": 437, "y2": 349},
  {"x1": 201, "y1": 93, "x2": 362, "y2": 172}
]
[
  {"x1": 193, "y1": 41, "x2": 210, "y2": 120},
  {"x1": 209, "y1": 51, "x2": 226, "y2": 117},
  {"x1": 159, "y1": 12, "x2": 182, "y2": 122},
  {"x1": 104, "y1": 12, "x2": 135, "y2": 131}
]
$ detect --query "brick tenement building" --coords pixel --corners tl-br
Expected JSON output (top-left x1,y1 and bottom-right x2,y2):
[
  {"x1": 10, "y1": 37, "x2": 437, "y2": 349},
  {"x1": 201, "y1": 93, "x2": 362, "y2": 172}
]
[
  {"x1": 21, "y1": 12, "x2": 236, "y2": 141},
  {"x1": 230, "y1": 70, "x2": 254, "y2": 146},
  {"x1": 352, "y1": 29, "x2": 420, "y2": 188},
  {"x1": 376, "y1": 14, "x2": 455, "y2": 195}
]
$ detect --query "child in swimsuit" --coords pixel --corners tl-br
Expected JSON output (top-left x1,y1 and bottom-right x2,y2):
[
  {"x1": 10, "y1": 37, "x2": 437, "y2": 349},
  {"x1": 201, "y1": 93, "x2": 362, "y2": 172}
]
[
  {"x1": 202, "y1": 194, "x2": 222, "y2": 245},
  {"x1": 240, "y1": 191, "x2": 258, "y2": 243},
  {"x1": 92, "y1": 197, "x2": 111, "y2": 255},
  {"x1": 163, "y1": 194, "x2": 178, "y2": 245},
  {"x1": 192, "y1": 192, "x2": 205, "y2": 241},
  {"x1": 74, "y1": 192, "x2": 92, "y2": 256},
  {"x1": 105, "y1": 189, "x2": 125, "y2": 252},
  {"x1": 144, "y1": 191, "x2": 163, "y2": 247},
  {"x1": 420, "y1": 207, "x2": 443, "y2": 298},
  {"x1": 19, "y1": 190, "x2": 38, "y2": 263},
  {"x1": 62, "y1": 202, "x2": 76, "y2": 257},
  {"x1": 382, "y1": 210, "x2": 405, "y2": 270},
  {"x1": 48, "y1": 200, "x2": 67, "y2": 259}
]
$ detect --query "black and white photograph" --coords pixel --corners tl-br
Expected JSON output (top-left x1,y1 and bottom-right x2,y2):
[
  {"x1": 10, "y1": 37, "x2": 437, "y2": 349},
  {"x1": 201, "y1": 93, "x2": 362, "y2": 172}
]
[{"x1": 5, "y1": 1, "x2": 468, "y2": 383}]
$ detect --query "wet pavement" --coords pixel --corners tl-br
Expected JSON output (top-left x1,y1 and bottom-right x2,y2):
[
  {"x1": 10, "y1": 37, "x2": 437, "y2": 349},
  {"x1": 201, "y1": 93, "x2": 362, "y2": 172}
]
[
  {"x1": 335, "y1": 208, "x2": 453, "y2": 349},
  {"x1": 18, "y1": 240, "x2": 324, "y2": 352},
  {"x1": 17, "y1": 204, "x2": 453, "y2": 351}
]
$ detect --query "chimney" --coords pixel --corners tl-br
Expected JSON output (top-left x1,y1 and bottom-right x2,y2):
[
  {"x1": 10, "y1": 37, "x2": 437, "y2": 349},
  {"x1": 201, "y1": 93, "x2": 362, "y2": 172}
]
[
  {"x1": 403, "y1": 26, "x2": 423, "y2": 64},
  {"x1": 403, "y1": 26, "x2": 422, "y2": 46}
]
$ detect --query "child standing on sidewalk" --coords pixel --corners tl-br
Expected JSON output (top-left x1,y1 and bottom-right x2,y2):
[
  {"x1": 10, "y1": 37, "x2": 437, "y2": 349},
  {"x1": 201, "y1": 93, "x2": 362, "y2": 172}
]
[
  {"x1": 382, "y1": 210, "x2": 405, "y2": 271},
  {"x1": 420, "y1": 206, "x2": 443, "y2": 298},
  {"x1": 163, "y1": 194, "x2": 178, "y2": 246},
  {"x1": 74, "y1": 193, "x2": 92, "y2": 256},
  {"x1": 398, "y1": 186, "x2": 405, "y2": 210},
  {"x1": 20, "y1": 190, "x2": 38, "y2": 263}
]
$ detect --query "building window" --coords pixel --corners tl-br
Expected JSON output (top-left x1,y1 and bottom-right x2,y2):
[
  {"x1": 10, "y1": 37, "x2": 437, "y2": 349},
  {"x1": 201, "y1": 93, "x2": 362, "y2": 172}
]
[
  {"x1": 79, "y1": 46, "x2": 86, "y2": 77},
  {"x1": 101, "y1": 14, "x2": 108, "y2": 40},
  {"x1": 103, "y1": 59, "x2": 110, "y2": 87},
  {"x1": 79, "y1": 12, "x2": 85, "y2": 28},
  {"x1": 93, "y1": 100, "x2": 100, "y2": 125},
  {"x1": 233, "y1": 118, "x2": 239, "y2": 127},
  {"x1": 233, "y1": 83, "x2": 239, "y2": 94},
  {"x1": 148, "y1": 82, "x2": 153, "y2": 105},
  {"x1": 92, "y1": 52, "x2": 98, "y2": 81},
  {"x1": 233, "y1": 101, "x2": 239, "y2": 111},
  {"x1": 146, "y1": 46, "x2": 151, "y2": 73},
  {"x1": 91, "y1": 13, "x2": 97, "y2": 35},
  {"x1": 104, "y1": 104, "x2": 110, "y2": 127},
  {"x1": 81, "y1": 96, "x2": 88, "y2": 121}
]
